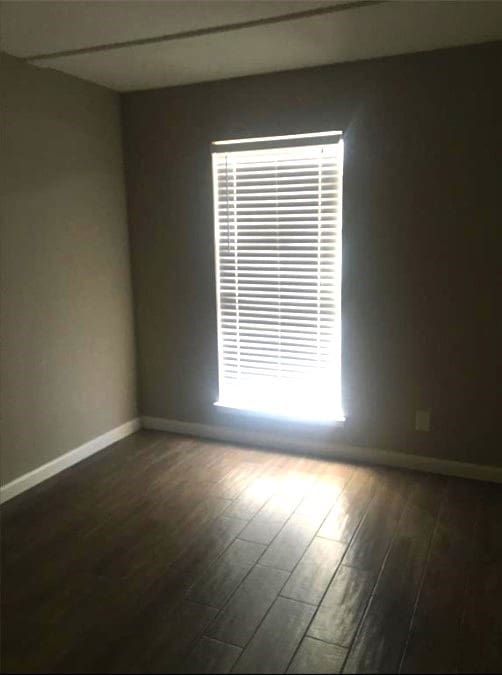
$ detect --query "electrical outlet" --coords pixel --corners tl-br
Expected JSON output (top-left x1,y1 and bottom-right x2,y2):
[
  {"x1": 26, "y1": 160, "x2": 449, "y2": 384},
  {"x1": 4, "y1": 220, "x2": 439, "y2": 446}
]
[{"x1": 415, "y1": 409, "x2": 431, "y2": 432}]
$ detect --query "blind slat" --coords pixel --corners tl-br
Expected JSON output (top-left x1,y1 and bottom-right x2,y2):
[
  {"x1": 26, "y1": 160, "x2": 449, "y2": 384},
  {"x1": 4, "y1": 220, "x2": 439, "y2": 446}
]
[{"x1": 213, "y1": 140, "x2": 343, "y2": 419}]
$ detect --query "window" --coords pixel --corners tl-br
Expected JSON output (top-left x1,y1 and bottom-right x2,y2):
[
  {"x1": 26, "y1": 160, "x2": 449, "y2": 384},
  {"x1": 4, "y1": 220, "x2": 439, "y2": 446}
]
[{"x1": 212, "y1": 132, "x2": 344, "y2": 422}]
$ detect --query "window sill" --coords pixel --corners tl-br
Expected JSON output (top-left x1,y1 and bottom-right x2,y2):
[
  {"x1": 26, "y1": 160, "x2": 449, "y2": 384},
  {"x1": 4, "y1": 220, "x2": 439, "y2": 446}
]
[{"x1": 214, "y1": 400, "x2": 345, "y2": 426}]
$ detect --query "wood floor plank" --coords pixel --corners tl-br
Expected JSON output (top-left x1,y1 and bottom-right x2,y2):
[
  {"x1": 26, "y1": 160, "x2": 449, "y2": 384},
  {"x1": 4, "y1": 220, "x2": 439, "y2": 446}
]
[
  {"x1": 206, "y1": 565, "x2": 289, "y2": 647},
  {"x1": 181, "y1": 637, "x2": 242, "y2": 674},
  {"x1": 222, "y1": 475, "x2": 277, "y2": 520},
  {"x1": 187, "y1": 538, "x2": 266, "y2": 607},
  {"x1": 400, "y1": 478, "x2": 480, "y2": 674},
  {"x1": 213, "y1": 462, "x2": 266, "y2": 500},
  {"x1": 172, "y1": 515, "x2": 248, "y2": 582},
  {"x1": 474, "y1": 481, "x2": 502, "y2": 564},
  {"x1": 343, "y1": 470, "x2": 412, "y2": 571},
  {"x1": 98, "y1": 600, "x2": 219, "y2": 674},
  {"x1": 239, "y1": 493, "x2": 304, "y2": 545},
  {"x1": 166, "y1": 494, "x2": 232, "y2": 540},
  {"x1": 317, "y1": 468, "x2": 376, "y2": 544},
  {"x1": 287, "y1": 637, "x2": 348, "y2": 674},
  {"x1": 307, "y1": 564, "x2": 376, "y2": 647},
  {"x1": 458, "y1": 561, "x2": 502, "y2": 674},
  {"x1": 458, "y1": 482, "x2": 502, "y2": 674},
  {"x1": 272, "y1": 470, "x2": 316, "y2": 500},
  {"x1": 50, "y1": 565, "x2": 196, "y2": 672},
  {"x1": 85, "y1": 496, "x2": 234, "y2": 596},
  {"x1": 294, "y1": 475, "x2": 347, "y2": 521},
  {"x1": 259, "y1": 514, "x2": 324, "y2": 572},
  {"x1": 232, "y1": 597, "x2": 316, "y2": 674},
  {"x1": 281, "y1": 537, "x2": 347, "y2": 605},
  {"x1": 1, "y1": 612, "x2": 88, "y2": 674},
  {"x1": 343, "y1": 475, "x2": 446, "y2": 674}
]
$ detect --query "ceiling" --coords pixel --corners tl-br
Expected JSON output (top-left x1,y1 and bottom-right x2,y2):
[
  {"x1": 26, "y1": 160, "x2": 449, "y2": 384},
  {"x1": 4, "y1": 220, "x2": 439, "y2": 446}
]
[{"x1": 1, "y1": 1, "x2": 502, "y2": 92}]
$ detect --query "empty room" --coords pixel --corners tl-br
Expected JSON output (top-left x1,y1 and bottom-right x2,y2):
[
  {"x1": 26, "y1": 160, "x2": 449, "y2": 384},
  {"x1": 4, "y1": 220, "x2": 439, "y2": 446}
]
[{"x1": 1, "y1": 1, "x2": 501, "y2": 673}]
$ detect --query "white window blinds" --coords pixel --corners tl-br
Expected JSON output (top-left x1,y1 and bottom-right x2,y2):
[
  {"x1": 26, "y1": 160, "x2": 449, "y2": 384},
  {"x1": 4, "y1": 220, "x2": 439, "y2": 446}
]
[{"x1": 212, "y1": 135, "x2": 344, "y2": 422}]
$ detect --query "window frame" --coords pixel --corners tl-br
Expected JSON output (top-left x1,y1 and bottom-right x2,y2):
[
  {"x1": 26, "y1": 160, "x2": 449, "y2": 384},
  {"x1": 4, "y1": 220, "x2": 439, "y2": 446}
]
[{"x1": 211, "y1": 131, "x2": 345, "y2": 424}]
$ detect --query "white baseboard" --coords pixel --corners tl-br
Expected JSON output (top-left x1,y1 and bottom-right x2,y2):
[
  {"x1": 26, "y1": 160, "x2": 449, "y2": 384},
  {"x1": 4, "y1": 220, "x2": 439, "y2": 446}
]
[
  {"x1": 142, "y1": 416, "x2": 502, "y2": 484},
  {"x1": 0, "y1": 418, "x2": 141, "y2": 503},
  {"x1": 3, "y1": 414, "x2": 499, "y2": 504}
]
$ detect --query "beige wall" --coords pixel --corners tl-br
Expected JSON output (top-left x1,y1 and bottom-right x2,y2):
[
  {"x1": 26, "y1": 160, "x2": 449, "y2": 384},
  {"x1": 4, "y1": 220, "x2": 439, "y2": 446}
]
[
  {"x1": 122, "y1": 41, "x2": 502, "y2": 468},
  {"x1": 0, "y1": 53, "x2": 137, "y2": 485}
]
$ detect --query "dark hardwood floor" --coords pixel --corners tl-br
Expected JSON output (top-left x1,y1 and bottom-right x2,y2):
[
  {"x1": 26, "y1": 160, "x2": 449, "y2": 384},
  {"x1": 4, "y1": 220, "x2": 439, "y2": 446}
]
[{"x1": 1, "y1": 430, "x2": 501, "y2": 674}]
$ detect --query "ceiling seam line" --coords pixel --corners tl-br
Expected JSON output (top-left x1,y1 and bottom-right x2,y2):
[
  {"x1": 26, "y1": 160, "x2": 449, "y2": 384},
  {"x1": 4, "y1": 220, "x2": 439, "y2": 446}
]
[{"x1": 22, "y1": 0, "x2": 386, "y2": 62}]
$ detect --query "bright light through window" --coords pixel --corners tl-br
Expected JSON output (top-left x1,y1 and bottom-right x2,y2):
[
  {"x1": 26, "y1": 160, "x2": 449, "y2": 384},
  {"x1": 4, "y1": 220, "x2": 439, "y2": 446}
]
[{"x1": 212, "y1": 134, "x2": 344, "y2": 423}]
